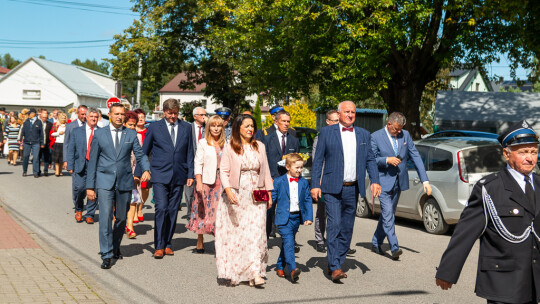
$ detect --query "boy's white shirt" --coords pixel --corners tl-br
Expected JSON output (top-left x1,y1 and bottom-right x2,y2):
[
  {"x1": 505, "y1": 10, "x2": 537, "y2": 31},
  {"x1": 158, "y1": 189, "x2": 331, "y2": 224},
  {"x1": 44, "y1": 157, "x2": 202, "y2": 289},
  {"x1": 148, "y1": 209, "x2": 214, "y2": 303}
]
[{"x1": 286, "y1": 174, "x2": 300, "y2": 212}]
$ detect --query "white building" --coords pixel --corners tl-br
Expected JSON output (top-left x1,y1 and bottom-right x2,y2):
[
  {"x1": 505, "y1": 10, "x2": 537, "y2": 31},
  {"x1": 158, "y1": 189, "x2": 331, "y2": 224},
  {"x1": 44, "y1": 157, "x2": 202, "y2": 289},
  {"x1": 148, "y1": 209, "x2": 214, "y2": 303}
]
[
  {"x1": 447, "y1": 67, "x2": 493, "y2": 92},
  {"x1": 0, "y1": 57, "x2": 117, "y2": 113},
  {"x1": 158, "y1": 72, "x2": 257, "y2": 114}
]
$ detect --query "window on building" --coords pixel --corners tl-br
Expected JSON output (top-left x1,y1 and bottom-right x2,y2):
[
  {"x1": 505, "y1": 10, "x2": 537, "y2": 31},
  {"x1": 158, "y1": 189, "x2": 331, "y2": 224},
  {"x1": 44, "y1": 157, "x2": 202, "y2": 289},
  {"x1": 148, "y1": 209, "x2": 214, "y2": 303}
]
[
  {"x1": 201, "y1": 99, "x2": 207, "y2": 108},
  {"x1": 22, "y1": 89, "x2": 41, "y2": 99},
  {"x1": 476, "y1": 83, "x2": 480, "y2": 91}
]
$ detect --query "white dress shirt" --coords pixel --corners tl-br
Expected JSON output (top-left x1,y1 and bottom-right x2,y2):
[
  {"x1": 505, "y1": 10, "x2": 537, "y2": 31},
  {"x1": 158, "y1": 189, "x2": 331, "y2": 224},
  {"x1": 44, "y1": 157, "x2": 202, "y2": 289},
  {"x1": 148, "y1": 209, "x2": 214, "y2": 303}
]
[
  {"x1": 76, "y1": 118, "x2": 84, "y2": 127},
  {"x1": 507, "y1": 164, "x2": 535, "y2": 192},
  {"x1": 109, "y1": 124, "x2": 123, "y2": 149},
  {"x1": 287, "y1": 174, "x2": 300, "y2": 212},
  {"x1": 194, "y1": 122, "x2": 204, "y2": 145},
  {"x1": 275, "y1": 129, "x2": 287, "y2": 151},
  {"x1": 168, "y1": 120, "x2": 178, "y2": 146},
  {"x1": 340, "y1": 123, "x2": 356, "y2": 182}
]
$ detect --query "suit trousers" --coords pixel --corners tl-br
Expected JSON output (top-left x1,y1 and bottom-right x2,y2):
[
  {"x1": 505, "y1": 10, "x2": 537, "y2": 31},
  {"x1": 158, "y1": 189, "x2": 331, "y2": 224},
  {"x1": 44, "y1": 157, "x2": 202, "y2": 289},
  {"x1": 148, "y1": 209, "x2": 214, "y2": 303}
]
[
  {"x1": 184, "y1": 180, "x2": 196, "y2": 217},
  {"x1": 97, "y1": 187, "x2": 130, "y2": 260},
  {"x1": 266, "y1": 201, "x2": 277, "y2": 238},
  {"x1": 314, "y1": 199, "x2": 326, "y2": 245},
  {"x1": 22, "y1": 143, "x2": 40, "y2": 175},
  {"x1": 38, "y1": 146, "x2": 51, "y2": 173},
  {"x1": 372, "y1": 181, "x2": 401, "y2": 252},
  {"x1": 276, "y1": 213, "x2": 301, "y2": 271},
  {"x1": 153, "y1": 183, "x2": 184, "y2": 250},
  {"x1": 325, "y1": 184, "x2": 358, "y2": 271},
  {"x1": 72, "y1": 165, "x2": 98, "y2": 218}
]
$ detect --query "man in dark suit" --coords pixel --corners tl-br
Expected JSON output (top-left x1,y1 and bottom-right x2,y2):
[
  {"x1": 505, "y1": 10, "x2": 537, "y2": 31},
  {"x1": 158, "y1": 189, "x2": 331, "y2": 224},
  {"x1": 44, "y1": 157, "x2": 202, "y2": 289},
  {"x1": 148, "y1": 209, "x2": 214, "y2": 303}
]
[
  {"x1": 63, "y1": 105, "x2": 87, "y2": 170},
  {"x1": 263, "y1": 110, "x2": 300, "y2": 238},
  {"x1": 311, "y1": 101, "x2": 381, "y2": 282},
  {"x1": 137, "y1": 98, "x2": 194, "y2": 259},
  {"x1": 370, "y1": 112, "x2": 431, "y2": 260},
  {"x1": 436, "y1": 120, "x2": 540, "y2": 303},
  {"x1": 18, "y1": 108, "x2": 43, "y2": 178},
  {"x1": 262, "y1": 105, "x2": 296, "y2": 137},
  {"x1": 38, "y1": 109, "x2": 53, "y2": 176},
  {"x1": 184, "y1": 106, "x2": 206, "y2": 217},
  {"x1": 86, "y1": 103, "x2": 150, "y2": 269},
  {"x1": 66, "y1": 107, "x2": 100, "y2": 224}
]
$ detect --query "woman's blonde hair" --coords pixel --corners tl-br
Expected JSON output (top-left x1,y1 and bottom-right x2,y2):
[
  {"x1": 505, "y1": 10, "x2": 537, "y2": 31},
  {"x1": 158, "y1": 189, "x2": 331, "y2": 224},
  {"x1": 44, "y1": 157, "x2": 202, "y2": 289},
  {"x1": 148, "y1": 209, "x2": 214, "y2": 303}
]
[
  {"x1": 204, "y1": 115, "x2": 226, "y2": 148},
  {"x1": 57, "y1": 112, "x2": 67, "y2": 124}
]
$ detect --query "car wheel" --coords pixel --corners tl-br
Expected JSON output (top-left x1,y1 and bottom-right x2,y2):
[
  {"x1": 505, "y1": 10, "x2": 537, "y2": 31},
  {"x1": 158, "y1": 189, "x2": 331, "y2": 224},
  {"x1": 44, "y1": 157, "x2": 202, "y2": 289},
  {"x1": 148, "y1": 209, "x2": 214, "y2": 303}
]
[
  {"x1": 422, "y1": 198, "x2": 448, "y2": 234},
  {"x1": 356, "y1": 196, "x2": 373, "y2": 218}
]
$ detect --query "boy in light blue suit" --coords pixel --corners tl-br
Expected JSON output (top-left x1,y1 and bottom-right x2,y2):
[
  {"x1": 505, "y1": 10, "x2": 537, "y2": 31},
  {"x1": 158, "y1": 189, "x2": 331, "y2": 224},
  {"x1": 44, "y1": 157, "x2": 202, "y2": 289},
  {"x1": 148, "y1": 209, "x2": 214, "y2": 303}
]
[{"x1": 272, "y1": 153, "x2": 313, "y2": 282}]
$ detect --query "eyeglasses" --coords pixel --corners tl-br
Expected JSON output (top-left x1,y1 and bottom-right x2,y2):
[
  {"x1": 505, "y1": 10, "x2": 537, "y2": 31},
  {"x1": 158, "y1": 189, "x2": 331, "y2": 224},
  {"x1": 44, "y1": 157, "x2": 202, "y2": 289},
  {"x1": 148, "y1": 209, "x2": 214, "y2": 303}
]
[{"x1": 194, "y1": 114, "x2": 208, "y2": 117}]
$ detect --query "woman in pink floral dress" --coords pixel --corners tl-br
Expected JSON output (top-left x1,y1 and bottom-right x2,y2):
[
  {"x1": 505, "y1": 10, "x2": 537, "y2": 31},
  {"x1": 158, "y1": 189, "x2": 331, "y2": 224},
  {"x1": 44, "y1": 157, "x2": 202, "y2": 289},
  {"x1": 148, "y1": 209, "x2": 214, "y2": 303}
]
[
  {"x1": 187, "y1": 115, "x2": 225, "y2": 253},
  {"x1": 216, "y1": 114, "x2": 273, "y2": 287}
]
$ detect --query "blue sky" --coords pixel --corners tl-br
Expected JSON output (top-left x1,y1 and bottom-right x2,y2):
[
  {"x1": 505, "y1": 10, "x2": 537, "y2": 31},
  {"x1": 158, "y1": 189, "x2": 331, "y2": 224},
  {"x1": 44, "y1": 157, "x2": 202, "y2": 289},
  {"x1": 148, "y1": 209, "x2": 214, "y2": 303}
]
[{"x1": 0, "y1": 0, "x2": 531, "y2": 80}]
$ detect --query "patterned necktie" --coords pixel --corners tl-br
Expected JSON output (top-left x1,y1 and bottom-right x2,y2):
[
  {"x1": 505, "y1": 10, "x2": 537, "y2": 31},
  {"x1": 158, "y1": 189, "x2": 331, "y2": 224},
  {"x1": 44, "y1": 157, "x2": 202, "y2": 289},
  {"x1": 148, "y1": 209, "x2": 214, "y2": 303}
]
[
  {"x1": 281, "y1": 134, "x2": 286, "y2": 155},
  {"x1": 170, "y1": 123, "x2": 176, "y2": 147},
  {"x1": 114, "y1": 128, "x2": 120, "y2": 155},
  {"x1": 392, "y1": 136, "x2": 399, "y2": 156},
  {"x1": 86, "y1": 127, "x2": 93, "y2": 161},
  {"x1": 525, "y1": 175, "x2": 536, "y2": 213}
]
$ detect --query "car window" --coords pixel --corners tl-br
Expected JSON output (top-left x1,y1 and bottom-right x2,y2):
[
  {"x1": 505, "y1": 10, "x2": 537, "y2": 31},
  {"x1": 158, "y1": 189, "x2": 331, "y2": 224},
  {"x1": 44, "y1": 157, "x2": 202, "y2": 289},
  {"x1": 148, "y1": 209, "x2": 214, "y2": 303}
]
[
  {"x1": 429, "y1": 148, "x2": 453, "y2": 171},
  {"x1": 407, "y1": 145, "x2": 428, "y2": 170},
  {"x1": 462, "y1": 146, "x2": 505, "y2": 173},
  {"x1": 295, "y1": 131, "x2": 316, "y2": 154}
]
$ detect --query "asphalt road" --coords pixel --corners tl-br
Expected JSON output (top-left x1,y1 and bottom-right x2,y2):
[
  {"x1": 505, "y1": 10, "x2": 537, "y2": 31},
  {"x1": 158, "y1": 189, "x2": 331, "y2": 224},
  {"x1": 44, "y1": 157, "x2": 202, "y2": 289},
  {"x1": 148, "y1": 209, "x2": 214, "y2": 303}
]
[{"x1": 0, "y1": 160, "x2": 482, "y2": 304}]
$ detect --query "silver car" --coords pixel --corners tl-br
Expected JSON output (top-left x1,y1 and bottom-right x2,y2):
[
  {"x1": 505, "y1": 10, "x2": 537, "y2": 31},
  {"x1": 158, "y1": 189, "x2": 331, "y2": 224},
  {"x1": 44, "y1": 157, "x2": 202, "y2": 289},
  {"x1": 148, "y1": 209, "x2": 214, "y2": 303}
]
[{"x1": 356, "y1": 137, "x2": 506, "y2": 234}]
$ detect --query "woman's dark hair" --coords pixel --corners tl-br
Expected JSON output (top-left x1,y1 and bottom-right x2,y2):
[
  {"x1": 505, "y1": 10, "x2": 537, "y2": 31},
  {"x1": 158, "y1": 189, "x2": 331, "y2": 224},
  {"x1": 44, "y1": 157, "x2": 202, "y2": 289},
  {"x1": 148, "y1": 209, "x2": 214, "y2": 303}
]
[
  {"x1": 230, "y1": 114, "x2": 258, "y2": 155},
  {"x1": 134, "y1": 108, "x2": 146, "y2": 116},
  {"x1": 124, "y1": 111, "x2": 138, "y2": 123}
]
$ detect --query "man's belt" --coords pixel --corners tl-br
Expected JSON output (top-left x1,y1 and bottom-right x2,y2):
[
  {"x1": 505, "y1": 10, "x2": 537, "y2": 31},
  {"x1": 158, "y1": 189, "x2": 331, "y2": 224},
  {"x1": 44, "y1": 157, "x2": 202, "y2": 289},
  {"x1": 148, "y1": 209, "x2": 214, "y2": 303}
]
[{"x1": 343, "y1": 181, "x2": 357, "y2": 186}]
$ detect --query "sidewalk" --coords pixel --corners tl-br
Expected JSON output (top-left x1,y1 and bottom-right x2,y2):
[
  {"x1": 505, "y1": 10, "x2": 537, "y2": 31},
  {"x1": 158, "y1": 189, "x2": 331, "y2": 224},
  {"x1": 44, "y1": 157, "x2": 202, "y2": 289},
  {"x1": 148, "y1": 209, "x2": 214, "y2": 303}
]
[{"x1": 0, "y1": 204, "x2": 114, "y2": 304}]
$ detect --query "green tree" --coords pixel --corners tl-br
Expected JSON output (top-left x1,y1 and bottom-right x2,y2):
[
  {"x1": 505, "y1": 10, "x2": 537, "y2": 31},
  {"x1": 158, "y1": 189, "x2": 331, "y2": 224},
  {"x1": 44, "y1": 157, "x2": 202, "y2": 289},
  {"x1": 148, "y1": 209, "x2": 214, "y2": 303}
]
[
  {"x1": 253, "y1": 96, "x2": 262, "y2": 129},
  {"x1": 71, "y1": 58, "x2": 110, "y2": 75},
  {"x1": 179, "y1": 100, "x2": 203, "y2": 122},
  {"x1": 0, "y1": 53, "x2": 21, "y2": 69},
  {"x1": 201, "y1": 0, "x2": 537, "y2": 138}
]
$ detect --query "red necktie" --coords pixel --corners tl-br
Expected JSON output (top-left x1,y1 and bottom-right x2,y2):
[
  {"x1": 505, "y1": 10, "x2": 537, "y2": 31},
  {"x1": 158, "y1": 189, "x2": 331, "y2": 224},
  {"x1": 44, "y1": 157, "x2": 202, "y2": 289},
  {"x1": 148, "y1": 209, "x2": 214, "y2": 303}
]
[
  {"x1": 342, "y1": 127, "x2": 354, "y2": 132},
  {"x1": 290, "y1": 177, "x2": 299, "y2": 182},
  {"x1": 198, "y1": 126, "x2": 202, "y2": 141},
  {"x1": 86, "y1": 128, "x2": 93, "y2": 161}
]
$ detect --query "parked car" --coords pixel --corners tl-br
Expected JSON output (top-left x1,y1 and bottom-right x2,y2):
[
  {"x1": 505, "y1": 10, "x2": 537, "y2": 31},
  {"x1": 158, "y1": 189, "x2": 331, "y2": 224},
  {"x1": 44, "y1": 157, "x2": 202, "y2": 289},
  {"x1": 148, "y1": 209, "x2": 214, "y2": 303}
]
[
  {"x1": 423, "y1": 130, "x2": 498, "y2": 140},
  {"x1": 356, "y1": 137, "x2": 506, "y2": 234},
  {"x1": 293, "y1": 127, "x2": 317, "y2": 182}
]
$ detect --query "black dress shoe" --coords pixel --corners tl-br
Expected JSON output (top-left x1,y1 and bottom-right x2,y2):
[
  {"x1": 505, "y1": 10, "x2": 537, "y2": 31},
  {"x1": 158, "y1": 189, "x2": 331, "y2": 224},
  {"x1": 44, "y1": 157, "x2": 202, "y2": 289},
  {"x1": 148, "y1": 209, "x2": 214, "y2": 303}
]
[
  {"x1": 196, "y1": 248, "x2": 205, "y2": 254},
  {"x1": 294, "y1": 245, "x2": 300, "y2": 253},
  {"x1": 101, "y1": 258, "x2": 112, "y2": 269},
  {"x1": 391, "y1": 248, "x2": 403, "y2": 260},
  {"x1": 113, "y1": 248, "x2": 123, "y2": 259},
  {"x1": 22, "y1": 172, "x2": 27, "y2": 177},
  {"x1": 316, "y1": 244, "x2": 326, "y2": 253},
  {"x1": 347, "y1": 248, "x2": 356, "y2": 255},
  {"x1": 34, "y1": 174, "x2": 39, "y2": 178},
  {"x1": 371, "y1": 245, "x2": 384, "y2": 255},
  {"x1": 43, "y1": 172, "x2": 48, "y2": 177}
]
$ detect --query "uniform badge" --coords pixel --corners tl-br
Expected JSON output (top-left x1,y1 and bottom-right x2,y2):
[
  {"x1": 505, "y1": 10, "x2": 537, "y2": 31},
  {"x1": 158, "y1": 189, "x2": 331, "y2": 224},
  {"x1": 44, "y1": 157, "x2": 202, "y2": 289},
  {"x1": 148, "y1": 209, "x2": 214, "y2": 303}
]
[
  {"x1": 523, "y1": 121, "x2": 529, "y2": 128},
  {"x1": 479, "y1": 179, "x2": 485, "y2": 184},
  {"x1": 512, "y1": 208, "x2": 519, "y2": 215}
]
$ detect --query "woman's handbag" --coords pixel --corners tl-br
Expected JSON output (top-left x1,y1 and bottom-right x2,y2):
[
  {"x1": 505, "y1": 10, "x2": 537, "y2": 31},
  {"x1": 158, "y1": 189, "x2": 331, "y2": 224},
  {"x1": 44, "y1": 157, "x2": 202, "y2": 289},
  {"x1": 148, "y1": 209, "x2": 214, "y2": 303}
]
[{"x1": 252, "y1": 189, "x2": 269, "y2": 203}]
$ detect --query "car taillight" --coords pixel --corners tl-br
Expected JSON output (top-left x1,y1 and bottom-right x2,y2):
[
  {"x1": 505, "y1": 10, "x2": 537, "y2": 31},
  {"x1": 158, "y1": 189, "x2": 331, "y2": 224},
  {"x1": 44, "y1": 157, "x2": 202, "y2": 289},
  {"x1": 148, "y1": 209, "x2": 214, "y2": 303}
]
[{"x1": 457, "y1": 150, "x2": 468, "y2": 183}]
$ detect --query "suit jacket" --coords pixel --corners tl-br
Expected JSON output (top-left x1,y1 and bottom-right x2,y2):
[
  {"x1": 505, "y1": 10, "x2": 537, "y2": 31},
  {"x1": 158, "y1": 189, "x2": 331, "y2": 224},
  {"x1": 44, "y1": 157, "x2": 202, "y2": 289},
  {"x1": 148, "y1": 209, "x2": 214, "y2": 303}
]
[
  {"x1": 19, "y1": 119, "x2": 43, "y2": 145},
  {"x1": 191, "y1": 122, "x2": 205, "y2": 154},
  {"x1": 272, "y1": 174, "x2": 313, "y2": 225},
  {"x1": 41, "y1": 120, "x2": 53, "y2": 147},
  {"x1": 311, "y1": 124, "x2": 379, "y2": 197},
  {"x1": 436, "y1": 168, "x2": 540, "y2": 303},
  {"x1": 194, "y1": 138, "x2": 219, "y2": 185},
  {"x1": 66, "y1": 125, "x2": 99, "y2": 173},
  {"x1": 371, "y1": 128, "x2": 428, "y2": 192},
  {"x1": 63, "y1": 120, "x2": 83, "y2": 162},
  {"x1": 135, "y1": 118, "x2": 194, "y2": 185},
  {"x1": 86, "y1": 126, "x2": 150, "y2": 191},
  {"x1": 263, "y1": 131, "x2": 300, "y2": 179},
  {"x1": 220, "y1": 141, "x2": 273, "y2": 191}
]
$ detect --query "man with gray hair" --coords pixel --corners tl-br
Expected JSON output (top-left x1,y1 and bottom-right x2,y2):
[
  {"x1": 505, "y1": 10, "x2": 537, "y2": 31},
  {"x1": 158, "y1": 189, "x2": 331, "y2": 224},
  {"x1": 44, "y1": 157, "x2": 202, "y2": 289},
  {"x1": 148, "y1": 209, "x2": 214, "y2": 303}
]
[
  {"x1": 369, "y1": 112, "x2": 431, "y2": 260},
  {"x1": 184, "y1": 106, "x2": 207, "y2": 217}
]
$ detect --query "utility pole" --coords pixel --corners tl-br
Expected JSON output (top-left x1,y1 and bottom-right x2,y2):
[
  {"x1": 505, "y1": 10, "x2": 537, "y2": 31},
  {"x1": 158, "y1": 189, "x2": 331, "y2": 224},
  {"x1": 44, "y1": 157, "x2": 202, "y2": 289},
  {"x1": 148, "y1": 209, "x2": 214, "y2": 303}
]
[{"x1": 136, "y1": 56, "x2": 142, "y2": 109}]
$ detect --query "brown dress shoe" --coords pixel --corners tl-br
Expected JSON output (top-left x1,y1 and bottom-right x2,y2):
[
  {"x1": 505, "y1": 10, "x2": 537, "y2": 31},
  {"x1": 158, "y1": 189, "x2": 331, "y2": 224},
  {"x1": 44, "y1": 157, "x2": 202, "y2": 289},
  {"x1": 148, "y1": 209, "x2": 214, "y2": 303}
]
[
  {"x1": 331, "y1": 269, "x2": 347, "y2": 282},
  {"x1": 85, "y1": 217, "x2": 94, "y2": 224},
  {"x1": 164, "y1": 248, "x2": 174, "y2": 255},
  {"x1": 75, "y1": 212, "x2": 83, "y2": 222},
  {"x1": 276, "y1": 269, "x2": 285, "y2": 278},
  {"x1": 153, "y1": 249, "x2": 164, "y2": 259},
  {"x1": 290, "y1": 268, "x2": 301, "y2": 282}
]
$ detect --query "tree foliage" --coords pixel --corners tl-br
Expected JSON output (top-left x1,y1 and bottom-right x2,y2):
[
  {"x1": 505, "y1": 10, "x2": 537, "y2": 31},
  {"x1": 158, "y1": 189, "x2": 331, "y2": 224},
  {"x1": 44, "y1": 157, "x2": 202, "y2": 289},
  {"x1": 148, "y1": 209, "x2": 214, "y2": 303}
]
[
  {"x1": 262, "y1": 100, "x2": 316, "y2": 129},
  {"x1": 179, "y1": 100, "x2": 203, "y2": 122},
  {"x1": 0, "y1": 53, "x2": 21, "y2": 69},
  {"x1": 253, "y1": 96, "x2": 262, "y2": 129},
  {"x1": 71, "y1": 58, "x2": 110, "y2": 75}
]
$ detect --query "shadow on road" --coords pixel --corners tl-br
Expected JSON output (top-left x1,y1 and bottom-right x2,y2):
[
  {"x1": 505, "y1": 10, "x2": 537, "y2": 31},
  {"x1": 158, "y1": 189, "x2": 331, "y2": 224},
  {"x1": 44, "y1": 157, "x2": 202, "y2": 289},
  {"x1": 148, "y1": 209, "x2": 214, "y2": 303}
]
[{"x1": 253, "y1": 290, "x2": 429, "y2": 304}]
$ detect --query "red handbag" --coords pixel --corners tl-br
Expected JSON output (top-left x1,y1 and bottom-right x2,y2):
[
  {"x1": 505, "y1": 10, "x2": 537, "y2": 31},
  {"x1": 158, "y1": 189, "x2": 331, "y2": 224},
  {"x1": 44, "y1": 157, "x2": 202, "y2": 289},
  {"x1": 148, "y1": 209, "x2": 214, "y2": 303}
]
[{"x1": 252, "y1": 189, "x2": 269, "y2": 203}]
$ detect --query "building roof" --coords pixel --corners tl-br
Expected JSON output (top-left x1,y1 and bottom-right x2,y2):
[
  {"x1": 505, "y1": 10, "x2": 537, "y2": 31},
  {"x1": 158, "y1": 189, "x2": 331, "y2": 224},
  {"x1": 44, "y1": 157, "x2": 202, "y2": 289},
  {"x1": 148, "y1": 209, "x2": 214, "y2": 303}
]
[
  {"x1": 0, "y1": 67, "x2": 10, "y2": 74},
  {"x1": 448, "y1": 68, "x2": 469, "y2": 77},
  {"x1": 0, "y1": 57, "x2": 114, "y2": 99},
  {"x1": 159, "y1": 72, "x2": 206, "y2": 93}
]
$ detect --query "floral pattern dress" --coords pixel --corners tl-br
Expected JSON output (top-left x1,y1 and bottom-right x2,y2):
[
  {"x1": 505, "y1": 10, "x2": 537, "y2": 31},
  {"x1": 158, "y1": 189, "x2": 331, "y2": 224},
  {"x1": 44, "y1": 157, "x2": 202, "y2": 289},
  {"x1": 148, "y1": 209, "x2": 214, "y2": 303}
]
[
  {"x1": 215, "y1": 145, "x2": 268, "y2": 285},
  {"x1": 187, "y1": 145, "x2": 222, "y2": 235}
]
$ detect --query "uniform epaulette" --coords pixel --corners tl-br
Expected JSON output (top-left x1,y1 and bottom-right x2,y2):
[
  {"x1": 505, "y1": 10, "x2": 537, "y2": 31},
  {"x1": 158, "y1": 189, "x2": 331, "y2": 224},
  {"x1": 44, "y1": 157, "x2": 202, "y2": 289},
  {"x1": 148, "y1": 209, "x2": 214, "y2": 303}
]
[
  {"x1": 478, "y1": 172, "x2": 498, "y2": 185},
  {"x1": 263, "y1": 129, "x2": 268, "y2": 136}
]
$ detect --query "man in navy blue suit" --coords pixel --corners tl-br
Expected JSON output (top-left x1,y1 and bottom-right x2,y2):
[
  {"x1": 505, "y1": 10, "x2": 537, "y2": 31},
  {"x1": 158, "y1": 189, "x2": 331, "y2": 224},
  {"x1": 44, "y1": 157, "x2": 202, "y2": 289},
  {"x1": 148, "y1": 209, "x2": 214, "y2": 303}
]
[
  {"x1": 66, "y1": 107, "x2": 100, "y2": 224},
  {"x1": 311, "y1": 101, "x2": 381, "y2": 282},
  {"x1": 86, "y1": 103, "x2": 150, "y2": 269},
  {"x1": 370, "y1": 112, "x2": 431, "y2": 260},
  {"x1": 18, "y1": 108, "x2": 43, "y2": 177},
  {"x1": 137, "y1": 98, "x2": 194, "y2": 259},
  {"x1": 263, "y1": 110, "x2": 300, "y2": 238}
]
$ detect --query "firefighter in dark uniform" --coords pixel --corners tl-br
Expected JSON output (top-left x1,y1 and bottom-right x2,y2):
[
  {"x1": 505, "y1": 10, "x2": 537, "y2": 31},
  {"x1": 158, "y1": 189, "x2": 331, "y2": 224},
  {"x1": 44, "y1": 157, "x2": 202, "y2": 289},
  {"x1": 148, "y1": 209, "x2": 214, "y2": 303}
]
[
  {"x1": 262, "y1": 105, "x2": 296, "y2": 137},
  {"x1": 436, "y1": 120, "x2": 540, "y2": 304},
  {"x1": 215, "y1": 107, "x2": 232, "y2": 140}
]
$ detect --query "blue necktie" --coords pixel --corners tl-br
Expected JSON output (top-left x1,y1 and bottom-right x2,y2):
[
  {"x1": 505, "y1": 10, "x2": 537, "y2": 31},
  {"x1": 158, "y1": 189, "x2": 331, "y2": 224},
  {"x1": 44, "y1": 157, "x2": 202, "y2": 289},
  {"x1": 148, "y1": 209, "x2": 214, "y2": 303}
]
[{"x1": 392, "y1": 136, "x2": 399, "y2": 156}]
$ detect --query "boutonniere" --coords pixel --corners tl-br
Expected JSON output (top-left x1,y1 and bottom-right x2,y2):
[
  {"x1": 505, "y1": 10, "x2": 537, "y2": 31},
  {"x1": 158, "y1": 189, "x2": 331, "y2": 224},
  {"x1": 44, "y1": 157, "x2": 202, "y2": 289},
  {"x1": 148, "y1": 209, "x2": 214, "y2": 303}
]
[{"x1": 403, "y1": 142, "x2": 407, "y2": 145}]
